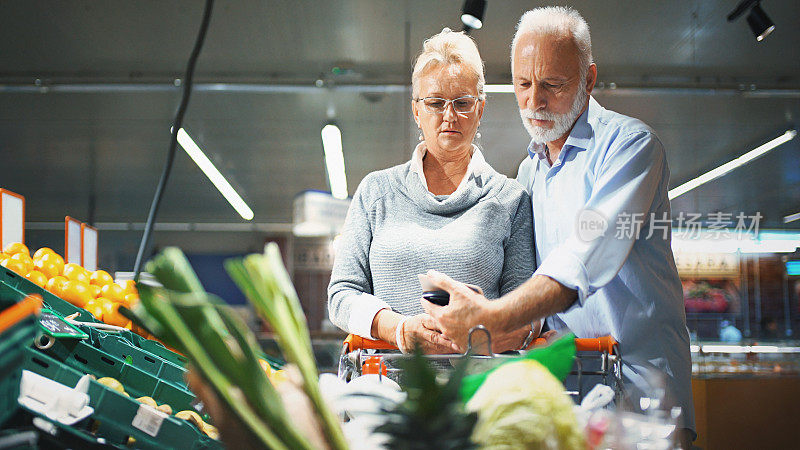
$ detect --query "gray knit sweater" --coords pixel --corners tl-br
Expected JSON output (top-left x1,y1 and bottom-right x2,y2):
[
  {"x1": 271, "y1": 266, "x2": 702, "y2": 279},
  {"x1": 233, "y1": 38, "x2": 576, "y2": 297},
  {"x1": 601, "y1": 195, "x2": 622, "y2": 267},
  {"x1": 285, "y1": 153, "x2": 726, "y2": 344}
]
[{"x1": 327, "y1": 149, "x2": 534, "y2": 338}]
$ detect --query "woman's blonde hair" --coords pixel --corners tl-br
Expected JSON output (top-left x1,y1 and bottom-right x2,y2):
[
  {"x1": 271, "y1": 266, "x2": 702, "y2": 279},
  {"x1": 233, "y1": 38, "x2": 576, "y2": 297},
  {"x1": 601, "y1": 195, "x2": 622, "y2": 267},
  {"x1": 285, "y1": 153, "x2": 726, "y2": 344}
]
[{"x1": 411, "y1": 28, "x2": 485, "y2": 99}]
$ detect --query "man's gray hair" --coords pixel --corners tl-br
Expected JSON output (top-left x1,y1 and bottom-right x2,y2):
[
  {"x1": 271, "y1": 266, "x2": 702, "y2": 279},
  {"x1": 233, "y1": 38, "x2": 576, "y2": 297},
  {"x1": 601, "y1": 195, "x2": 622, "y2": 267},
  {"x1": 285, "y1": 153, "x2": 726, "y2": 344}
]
[
  {"x1": 511, "y1": 6, "x2": 593, "y2": 77},
  {"x1": 412, "y1": 27, "x2": 485, "y2": 100}
]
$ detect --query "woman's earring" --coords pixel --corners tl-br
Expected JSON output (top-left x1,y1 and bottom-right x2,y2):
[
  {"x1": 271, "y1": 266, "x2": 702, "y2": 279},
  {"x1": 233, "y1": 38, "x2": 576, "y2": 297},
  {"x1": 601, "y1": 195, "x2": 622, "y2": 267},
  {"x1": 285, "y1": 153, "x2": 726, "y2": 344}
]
[
  {"x1": 476, "y1": 130, "x2": 481, "y2": 140},
  {"x1": 418, "y1": 132, "x2": 424, "y2": 141}
]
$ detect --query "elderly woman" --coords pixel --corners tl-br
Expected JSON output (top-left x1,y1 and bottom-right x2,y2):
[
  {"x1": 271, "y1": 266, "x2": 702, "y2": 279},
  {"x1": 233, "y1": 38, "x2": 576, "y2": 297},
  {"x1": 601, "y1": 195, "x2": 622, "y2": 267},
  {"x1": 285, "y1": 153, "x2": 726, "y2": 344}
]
[{"x1": 328, "y1": 28, "x2": 535, "y2": 353}]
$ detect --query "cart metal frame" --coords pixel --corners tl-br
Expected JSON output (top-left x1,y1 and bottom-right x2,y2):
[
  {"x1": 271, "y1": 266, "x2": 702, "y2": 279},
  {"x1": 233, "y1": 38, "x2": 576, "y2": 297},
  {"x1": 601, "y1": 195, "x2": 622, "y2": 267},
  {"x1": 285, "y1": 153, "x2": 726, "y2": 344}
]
[{"x1": 338, "y1": 326, "x2": 625, "y2": 405}]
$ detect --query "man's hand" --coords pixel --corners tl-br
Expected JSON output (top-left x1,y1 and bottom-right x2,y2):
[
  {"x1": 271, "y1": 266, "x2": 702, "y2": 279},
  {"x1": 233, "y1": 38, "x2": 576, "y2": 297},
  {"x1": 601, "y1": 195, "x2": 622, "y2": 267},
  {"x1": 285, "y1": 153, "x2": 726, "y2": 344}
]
[
  {"x1": 469, "y1": 322, "x2": 540, "y2": 354},
  {"x1": 420, "y1": 270, "x2": 498, "y2": 351},
  {"x1": 494, "y1": 320, "x2": 545, "y2": 352},
  {"x1": 400, "y1": 314, "x2": 460, "y2": 354},
  {"x1": 422, "y1": 270, "x2": 576, "y2": 352}
]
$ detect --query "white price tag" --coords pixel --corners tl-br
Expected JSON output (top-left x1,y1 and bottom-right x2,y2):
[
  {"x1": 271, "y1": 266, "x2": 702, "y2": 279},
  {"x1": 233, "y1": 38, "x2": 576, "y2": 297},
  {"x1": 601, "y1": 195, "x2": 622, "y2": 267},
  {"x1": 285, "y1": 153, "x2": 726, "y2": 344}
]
[{"x1": 131, "y1": 403, "x2": 168, "y2": 437}]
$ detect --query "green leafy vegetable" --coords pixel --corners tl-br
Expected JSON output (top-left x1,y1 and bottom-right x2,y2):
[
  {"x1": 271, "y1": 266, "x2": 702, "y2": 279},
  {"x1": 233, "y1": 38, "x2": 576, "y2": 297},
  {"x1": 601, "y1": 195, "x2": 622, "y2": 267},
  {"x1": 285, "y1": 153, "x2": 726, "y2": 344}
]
[
  {"x1": 376, "y1": 345, "x2": 478, "y2": 449},
  {"x1": 460, "y1": 333, "x2": 576, "y2": 403},
  {"x1": 466, "y1": 359, "x2": 585, "y2": 450},
  {"x1": 225, "y1": 243, "x2": 348, "y2": 450},
  {"x1": 132, "y1": 247, "x2": 315, "y2": 450}
]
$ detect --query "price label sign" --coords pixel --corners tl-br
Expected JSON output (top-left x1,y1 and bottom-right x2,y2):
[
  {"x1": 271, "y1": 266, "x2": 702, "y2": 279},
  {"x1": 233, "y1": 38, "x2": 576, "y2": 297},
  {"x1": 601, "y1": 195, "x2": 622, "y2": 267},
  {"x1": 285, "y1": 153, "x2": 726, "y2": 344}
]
[
  {"x1": 81, "y1": 223, "x2": 98, "y2": 271},
  {"x1": 65, "y1": 216, "x2": 99, "y2": 270},
  {"x1": 65, "y1": 216, "x2": 82, "y2": 265},
  {"x1": 38, "y1": 309, "x2": 88, "y2": 339},
  {"x1": 0, "y1": 188, "x2": 25, "y2": 249}
]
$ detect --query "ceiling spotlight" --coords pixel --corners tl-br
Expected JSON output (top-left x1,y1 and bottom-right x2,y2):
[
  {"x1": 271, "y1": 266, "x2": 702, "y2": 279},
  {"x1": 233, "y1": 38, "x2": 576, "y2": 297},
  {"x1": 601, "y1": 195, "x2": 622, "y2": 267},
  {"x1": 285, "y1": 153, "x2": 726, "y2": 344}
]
[
  {"x1": 747, "y1": 4, "x2": 775, "y2": 41},
  {"x1": 461, "y1": 0, "x2": 487, "y2": 31},
  {"x1": 727, "y1": 0, "x2": 775, "y2": 42}
]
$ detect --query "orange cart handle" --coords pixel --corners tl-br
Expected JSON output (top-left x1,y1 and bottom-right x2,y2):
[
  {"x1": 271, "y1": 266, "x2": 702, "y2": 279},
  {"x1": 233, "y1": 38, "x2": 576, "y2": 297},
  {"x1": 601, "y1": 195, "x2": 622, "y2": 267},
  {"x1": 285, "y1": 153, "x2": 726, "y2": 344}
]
[
  {"x1": 575, "y1": 336, "x2": 618, "y2": 354},
  {"x1": 344, "y1": 333, "x2": 618, "y2": 354},
  {"x1": 344, "y1": 334, "x2": 398, "y2": 352},
  {"x1": 0, "y1": 294, "x2": 43, "y2": 334},
  {"x1": 531, "y1": 335, "x2": 618, "y2": 354}
]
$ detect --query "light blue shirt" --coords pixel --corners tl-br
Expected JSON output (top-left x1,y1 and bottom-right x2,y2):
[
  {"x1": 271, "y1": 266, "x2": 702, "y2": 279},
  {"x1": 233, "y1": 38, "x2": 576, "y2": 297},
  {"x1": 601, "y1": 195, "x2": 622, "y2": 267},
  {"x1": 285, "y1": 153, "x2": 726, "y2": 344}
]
[{"x1": 517, "y1": 97, "x2": 694, "y2": 431}]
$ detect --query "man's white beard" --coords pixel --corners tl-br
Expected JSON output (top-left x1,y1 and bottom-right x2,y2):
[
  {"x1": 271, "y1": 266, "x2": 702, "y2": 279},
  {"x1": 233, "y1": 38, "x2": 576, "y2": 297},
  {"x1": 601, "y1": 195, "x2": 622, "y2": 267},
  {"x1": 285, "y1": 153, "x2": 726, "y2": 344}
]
[{"x1": 520, "y1": 83, "x2": 588, "y2": 145}]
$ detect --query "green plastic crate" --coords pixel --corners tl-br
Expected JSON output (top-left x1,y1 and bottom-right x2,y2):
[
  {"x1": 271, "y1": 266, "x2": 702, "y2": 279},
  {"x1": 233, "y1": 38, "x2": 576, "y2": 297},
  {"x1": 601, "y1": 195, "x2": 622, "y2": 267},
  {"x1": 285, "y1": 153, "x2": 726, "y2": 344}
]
[
  {"x1": 40, "y1": 337, "x2": 196, "y2": 413},
  {"x1": 0, "y1": 266, "x2": 96, "y2": 322},
  {"x1": 0, "y1": 315, "x2": 37, "y2": 426},
  {"x1": 2, "y1": 266, "x2": 188, "y2": 368},
  {"x1": 82, "y1": 325, "x2": 187, "y2": 388},
  {"x1": 0, "y1": 281, "x2": 27, "y2": 310},
  {"x1": 125, "y1": 331, "x2": 188, "y2": 367},
  {"x1": 1, "y1": 278, "x2": 187, "y2": 390},
  {"x1": 19, "y1": 348, "x2": 222, "y2": 449}
]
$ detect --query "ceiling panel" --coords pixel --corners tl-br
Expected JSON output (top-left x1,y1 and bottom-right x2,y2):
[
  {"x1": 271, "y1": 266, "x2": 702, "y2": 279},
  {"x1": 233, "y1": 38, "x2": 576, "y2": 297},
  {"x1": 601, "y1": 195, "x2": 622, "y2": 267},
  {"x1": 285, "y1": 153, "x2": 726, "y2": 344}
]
[{"x1": 1, "y1": 0, "x2": 798, "y2": 233}]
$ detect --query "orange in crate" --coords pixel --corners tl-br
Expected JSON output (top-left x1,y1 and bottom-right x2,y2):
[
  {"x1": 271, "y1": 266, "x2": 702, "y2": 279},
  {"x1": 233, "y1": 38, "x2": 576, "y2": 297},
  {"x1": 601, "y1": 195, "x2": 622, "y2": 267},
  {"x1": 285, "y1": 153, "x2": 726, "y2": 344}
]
[
  {"x1": 89, "y1": 270, "x2": 113, "y2": 287},
  {"x1": 122, "y1": 293, "x2": 140, "y2": 309},
  {"x1": 1, "y1": 258, "x2": 27, "y2": 275},
  {"x1": 24, "y1": 270, "x2": 47, "y2": 288},
  {"x1": 45, "y1": 276, "x2": 68, "y2": 296},
  {"x1": 3, "y1": 242, "x2": 29, "y2": 257},
  {"x1": 9, "y1": 253, "x2": 33, "y2": 274},
  {"x1": 100, "y1": 283, "x2": 125, "y2": 303},
  {"x1": 102, "y1": 301, "x2": 129, "y2": 327},
  {"x1": 32, "y1": 247, "x2": 56, "y2": 260},
  {"x1": 88, "y1": 284, "x2": 102, "y2": 299},
  {"x1": 63, "y1": 263, "x2": 89, "y2": 284},
  {"x1": 118, "y1": 279, "x2": 138, "y2": 296},
  {"x1": 33, "y1": 259, "x2": 61, "y2": 279},
  {"x1": 35, "y1": 253, "x2": 64, "y2": 277},
  {"x1": 61, "y1": 280, "x2": 92, "y2": 308},
  {"x1": 83, "y1": 299, "x2": 104, "y2": 320}
]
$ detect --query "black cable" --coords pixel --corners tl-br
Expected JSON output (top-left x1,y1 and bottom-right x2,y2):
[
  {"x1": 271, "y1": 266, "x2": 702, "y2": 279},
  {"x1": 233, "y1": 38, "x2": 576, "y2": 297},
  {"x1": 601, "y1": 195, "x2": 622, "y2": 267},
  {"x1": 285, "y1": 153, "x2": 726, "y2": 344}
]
[{"x1": 133, "y1": 0, "x2": 215, "y2": 279}]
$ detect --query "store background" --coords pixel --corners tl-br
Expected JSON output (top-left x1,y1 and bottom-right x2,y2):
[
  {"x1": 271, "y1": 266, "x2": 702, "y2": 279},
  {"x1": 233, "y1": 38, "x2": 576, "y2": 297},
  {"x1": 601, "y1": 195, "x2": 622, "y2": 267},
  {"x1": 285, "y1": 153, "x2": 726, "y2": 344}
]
[{"x1": 1, "y1": 0, "x2": 799, "y2": 341}]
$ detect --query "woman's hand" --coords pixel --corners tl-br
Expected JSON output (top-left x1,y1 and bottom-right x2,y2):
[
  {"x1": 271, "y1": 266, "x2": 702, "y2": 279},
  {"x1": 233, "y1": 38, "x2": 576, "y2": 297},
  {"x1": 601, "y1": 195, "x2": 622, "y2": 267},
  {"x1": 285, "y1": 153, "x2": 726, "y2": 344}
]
[
  {"x1": 398, "y1": 314, "x2": 460, "y2": 354},
  {"x1": 371, "y1": 309, "x2": 457, "y2": 354}
]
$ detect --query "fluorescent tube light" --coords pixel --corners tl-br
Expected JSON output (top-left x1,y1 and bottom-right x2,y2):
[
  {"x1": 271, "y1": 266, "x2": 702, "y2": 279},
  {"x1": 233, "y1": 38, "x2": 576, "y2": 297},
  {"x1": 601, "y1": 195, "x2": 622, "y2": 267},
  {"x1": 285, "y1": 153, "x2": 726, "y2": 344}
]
[
  {"x1": 671, "y1": 229, "x2": 800, "y2": 254},
  {"x1": 784, "y1": 211, "x2": 800, "y2": 224},
  {"x1": 176, "y1": 128, "x2": 254, "y2": 220},
  {"x1": 484, "y1": 84, "x2": 514, "y2": 93},
  {"x1": 321, "y1": 124, "x2": 348, "y2": 200},
  {"x1": 669, "y1": 129, "x2": 796, "y2": 200}
]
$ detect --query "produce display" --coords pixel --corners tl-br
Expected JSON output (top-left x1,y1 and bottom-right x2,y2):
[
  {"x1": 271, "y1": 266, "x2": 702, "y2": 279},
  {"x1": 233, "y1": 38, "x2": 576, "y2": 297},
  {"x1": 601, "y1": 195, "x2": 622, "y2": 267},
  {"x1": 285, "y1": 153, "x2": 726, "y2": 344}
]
[
  {"x1": 128, "y1": 245, "x2": 346, "y2": 449},
  {"x1": 682, "y1": 280, "x2": 732, "y2": 313},
  {"x1": 1, "y1": 242, "x2": 139, "y2": 329},
  {"x1": 1, "y1": 238, "x2": 683, "y2": 448},
  {"x1": 0, "y1": 241, "x2": 222, "y2": 448}
]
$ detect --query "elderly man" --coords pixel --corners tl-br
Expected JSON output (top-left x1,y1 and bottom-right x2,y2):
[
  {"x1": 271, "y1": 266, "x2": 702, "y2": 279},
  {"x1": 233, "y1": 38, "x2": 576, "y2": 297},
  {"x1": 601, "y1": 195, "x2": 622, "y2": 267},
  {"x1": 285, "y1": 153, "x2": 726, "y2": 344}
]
[{"x1": 424, "y1": 6, "x2": 695, "y2": 443}]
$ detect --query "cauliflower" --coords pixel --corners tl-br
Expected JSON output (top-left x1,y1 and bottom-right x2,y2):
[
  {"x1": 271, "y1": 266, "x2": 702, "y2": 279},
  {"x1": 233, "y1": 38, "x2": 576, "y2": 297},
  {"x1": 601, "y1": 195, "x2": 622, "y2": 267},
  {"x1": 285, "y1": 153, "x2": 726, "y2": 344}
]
[{"x1": 466, "y1": 360, "x2": 584, "y2": 450}]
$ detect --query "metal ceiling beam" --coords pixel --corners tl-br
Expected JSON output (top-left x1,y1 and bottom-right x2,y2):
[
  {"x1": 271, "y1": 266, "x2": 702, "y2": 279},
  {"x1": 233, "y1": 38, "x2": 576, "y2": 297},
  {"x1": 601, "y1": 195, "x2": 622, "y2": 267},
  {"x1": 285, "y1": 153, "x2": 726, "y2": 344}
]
[{"x1": 1, "y1": 81, "x2": 799, "y2": 97}]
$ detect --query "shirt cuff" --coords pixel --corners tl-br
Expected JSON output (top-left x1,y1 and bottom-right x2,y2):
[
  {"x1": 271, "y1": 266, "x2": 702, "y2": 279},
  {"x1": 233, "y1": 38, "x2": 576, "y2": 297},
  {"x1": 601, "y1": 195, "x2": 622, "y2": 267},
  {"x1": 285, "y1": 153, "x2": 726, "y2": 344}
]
[
  {"x1": 347, "y1": 293, "x2": 392, "y2": 340},
  {"x1": 534, "y1": 250, "x2": 592, "y2": 305}
]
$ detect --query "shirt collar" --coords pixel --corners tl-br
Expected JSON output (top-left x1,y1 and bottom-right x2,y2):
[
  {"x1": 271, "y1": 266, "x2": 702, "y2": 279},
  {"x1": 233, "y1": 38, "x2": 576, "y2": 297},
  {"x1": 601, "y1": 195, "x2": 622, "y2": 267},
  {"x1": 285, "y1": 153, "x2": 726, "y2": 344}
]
[
  {"x1": 409, "y1": 143, "x2": 483, "y2": 190},
  {"x1": 526, "y1": 95, "x2": 599, "y2": 160}
]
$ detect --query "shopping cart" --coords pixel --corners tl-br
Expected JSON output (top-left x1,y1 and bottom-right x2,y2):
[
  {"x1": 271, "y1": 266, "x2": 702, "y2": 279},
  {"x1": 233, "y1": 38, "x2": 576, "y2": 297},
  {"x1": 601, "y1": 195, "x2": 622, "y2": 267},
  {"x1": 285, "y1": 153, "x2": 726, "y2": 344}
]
[{"x1": 337, "y1": 326, "x2": 625, "y2": 405}]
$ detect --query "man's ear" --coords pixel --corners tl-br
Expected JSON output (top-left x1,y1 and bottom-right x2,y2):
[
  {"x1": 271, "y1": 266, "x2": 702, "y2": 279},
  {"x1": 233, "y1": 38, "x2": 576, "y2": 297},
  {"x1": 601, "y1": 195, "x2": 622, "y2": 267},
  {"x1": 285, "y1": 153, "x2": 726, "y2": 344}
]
[{"x1": 585, "y1": 63, "x2": 598, "y2": 95}]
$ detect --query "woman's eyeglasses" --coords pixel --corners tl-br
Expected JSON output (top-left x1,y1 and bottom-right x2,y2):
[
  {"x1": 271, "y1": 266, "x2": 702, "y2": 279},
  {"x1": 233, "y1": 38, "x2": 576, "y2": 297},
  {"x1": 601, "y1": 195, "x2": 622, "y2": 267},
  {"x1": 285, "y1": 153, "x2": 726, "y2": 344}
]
[{"x1": 414, "y1": 95, "x2": 481, "y2": 115}]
